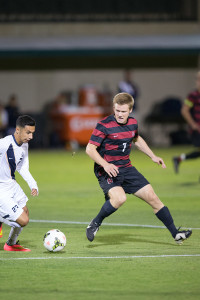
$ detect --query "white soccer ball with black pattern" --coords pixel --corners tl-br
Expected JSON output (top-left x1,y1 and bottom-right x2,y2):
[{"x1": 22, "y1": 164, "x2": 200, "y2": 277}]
[{"x1": 43, "y1": 229, "x2": 66, "y2": 252}]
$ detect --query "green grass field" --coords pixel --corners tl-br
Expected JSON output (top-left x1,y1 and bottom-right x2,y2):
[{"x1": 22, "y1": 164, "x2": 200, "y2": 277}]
[{"x1": 0, "y1": 146, "x2": 200, "y2": 300}]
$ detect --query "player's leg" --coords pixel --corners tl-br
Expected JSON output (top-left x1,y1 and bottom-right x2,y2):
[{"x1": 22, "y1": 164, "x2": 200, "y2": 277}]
[
  {"x1": 173, "y1": 132, "x2": 200, "y2": 173},
  {"x1": 134, "y1": 184, "x2": 164, "y2": 213},
  {"x1": 23, "y1": 205, "x2": 29, "y2": 216},
  {"x1": 1, "y1": 183, "x2": 31, "y2": 251},
  {"x1": 134, "y1": 184, "x2": 192, "y2": 243},
  {"x1": 93, "y1": 186, "x2": 126, "y2": 223},
  {"x1": 16, "y1": 206, "x2": 29, "y2": 226},
  {"x1": 173, "y1": 149, "x2": 200, "y2": 173},
  {"x1": 86, "y1": 186, "x2": 126, "y2": 242},
  {"x1": 86, "y1": 169, "x2": 125, "y2": 242},
  {"x1": 3, "y1": 206, "x2": 30, "y2": 251},
  {"x1": 0, "y1": 214, "x2": 30, "y2": 251}
]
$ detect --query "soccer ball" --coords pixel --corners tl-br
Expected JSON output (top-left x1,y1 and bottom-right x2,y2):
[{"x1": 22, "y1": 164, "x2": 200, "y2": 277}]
[{"x1": 43, "y1": 229, "x2": 66, "y2": 252}]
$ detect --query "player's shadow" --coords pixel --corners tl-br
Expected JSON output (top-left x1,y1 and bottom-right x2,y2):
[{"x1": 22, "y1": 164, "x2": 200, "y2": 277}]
[
  {"x1": 43, "y1": 250, "x2": 66, "y2": 254},
  {"x1": 87, "y1": 233, "x2": 176, "y2": 248},
  {"x1": 179, "y1": 181, "x2": 200, "y2": 187}
]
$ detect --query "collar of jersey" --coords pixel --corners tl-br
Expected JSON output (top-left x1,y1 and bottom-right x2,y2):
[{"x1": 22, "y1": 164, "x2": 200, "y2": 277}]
[
  {"x1": 113, "y1": 114, "x2": 129, "y2": 126},
  {"x1": 12, "y1": 134, "x2": 21, "y2": 147}
]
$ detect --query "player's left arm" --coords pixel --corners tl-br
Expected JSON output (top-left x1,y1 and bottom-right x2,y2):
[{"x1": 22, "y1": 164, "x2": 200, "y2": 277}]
[
  {"x1": 133, "y1": 135, "x2": 166, "y2": 168},
  {"x1": 17, "y1": 145, "x2": 39, "y2": 196}
]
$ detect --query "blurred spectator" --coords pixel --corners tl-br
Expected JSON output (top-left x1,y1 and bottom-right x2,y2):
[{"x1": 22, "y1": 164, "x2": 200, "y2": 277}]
[
  {"x1": 47, "y1": 91, "x2": 73, "y2": 147},
  {"x1": 173, "y1": 70, "x2": 200, "y2": 173},
  {"x1": 0, "y1": 102, "x2": 8, "y2": 137},
  {"x1": 51, "y1": 91, "x2": 72, "y2": 113},
  {"x1": 118, "y1": 70, "x2": 139, "y2": 111},
  {"x1": 99, "y1": 83, "x2": 113, "y2": 115},
  {"x1": 5, "y1": 94, "x2": 19, "y2": 135}
]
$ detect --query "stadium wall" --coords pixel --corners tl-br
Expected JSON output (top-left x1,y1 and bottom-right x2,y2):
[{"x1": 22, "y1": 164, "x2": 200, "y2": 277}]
[
  {"x1": 0, "y1": 69, "x2": 196, "y2": 121},
  {"x1": 0, "y1": 22, "x2": 200, "y2": 37}
]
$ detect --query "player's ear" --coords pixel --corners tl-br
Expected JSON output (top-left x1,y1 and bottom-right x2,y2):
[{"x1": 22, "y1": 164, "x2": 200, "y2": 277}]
[{"x1": 15, "y1": 126, "x2": 20, "y2": 134}]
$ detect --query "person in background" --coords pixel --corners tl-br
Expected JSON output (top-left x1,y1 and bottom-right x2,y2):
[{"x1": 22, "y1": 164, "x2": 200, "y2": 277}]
[
  {"x1": 118, "y1": 70, "x2": 139, "y2": 111},
  {"x1": 5, "y1": 94, "x2": 20, "y2": 135},
  {"x1": 173, "y1": 71, "x2": 200, "y2": 173},
  {"x1": 0, "y1": 102, "x2": 8, "y2": 138}
]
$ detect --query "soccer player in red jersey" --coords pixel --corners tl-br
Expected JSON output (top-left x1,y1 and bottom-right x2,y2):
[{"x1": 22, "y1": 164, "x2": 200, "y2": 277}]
[
  {"x1": 86, "y1": 92, "x2": 192, "y2": 244},
  {"x1": 173, "y1": 71, "x2": 200, "y2": 173}
]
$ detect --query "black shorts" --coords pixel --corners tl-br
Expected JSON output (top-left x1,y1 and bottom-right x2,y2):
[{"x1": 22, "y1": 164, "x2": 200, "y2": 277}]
[
  {"x1": 191, "y1": 131, "x2": 200, "y2": 147},
  {"x1": 95, "y1": 166, "x2": 149, "y2": 201}
]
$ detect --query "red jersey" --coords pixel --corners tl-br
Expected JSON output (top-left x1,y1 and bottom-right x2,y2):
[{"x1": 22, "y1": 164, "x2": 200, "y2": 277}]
[{"x1": 185, "y1": 90, "x2": 200, "y2": 129}]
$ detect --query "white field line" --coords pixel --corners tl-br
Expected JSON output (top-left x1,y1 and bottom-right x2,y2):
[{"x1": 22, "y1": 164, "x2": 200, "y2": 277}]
[
  {"x1": 29, "y1": 219, "x2": 200, "y2": 230},
  {"x1": 0, "y1": 254, "x2": 200, "y2": 261}
]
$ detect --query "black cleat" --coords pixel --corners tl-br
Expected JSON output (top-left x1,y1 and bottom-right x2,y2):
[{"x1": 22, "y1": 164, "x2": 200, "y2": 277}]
[
  {"x1": 173, "y1": 157, "x2": 180, "y2": 173},
  {"x1": 174, "y1": 229, "x2": 192, "y2": 245},
  {"x1": 86, "y1": 220, "x2": 100, "y2": 242}
]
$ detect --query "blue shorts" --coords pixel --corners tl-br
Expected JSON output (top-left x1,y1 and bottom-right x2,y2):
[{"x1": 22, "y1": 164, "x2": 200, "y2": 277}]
[{"x1": 95, "y1": 166, "x2": 149, "y2": 201}]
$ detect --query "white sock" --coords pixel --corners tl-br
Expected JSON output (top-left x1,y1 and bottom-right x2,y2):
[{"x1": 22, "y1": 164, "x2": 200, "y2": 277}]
[
  {"x1": 7, "y1": 227, "x2": 23, "y2": 245},
  {"x1": 180, "y1": 153, "x2": 186, "y2": 161}
]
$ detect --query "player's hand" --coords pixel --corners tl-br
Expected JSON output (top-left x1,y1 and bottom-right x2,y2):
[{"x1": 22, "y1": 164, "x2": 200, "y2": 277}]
[
  {"x1": 31, "y1": 188, "x2": 38, "y2": 196},
  {"x1": 104, "y1": 163, "x2": 119, "y2": 177},
  {"x1": 152, "y1": 156, "x2": 166, "y2": 169},
  {"x1": 191, "y1": 122, "x2": 200, "y2": 133}
]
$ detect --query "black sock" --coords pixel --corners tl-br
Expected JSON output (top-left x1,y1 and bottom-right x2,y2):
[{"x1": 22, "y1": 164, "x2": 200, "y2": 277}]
[
  {"x1": 156, "y1": 206, "x2": 178, "y2": 238},
  {"x1": 186, "y1": 151, "x2": 200, "y2": 160},
  {"x1": 93, "y1": 200, "x2": 117, "y2": 225}
]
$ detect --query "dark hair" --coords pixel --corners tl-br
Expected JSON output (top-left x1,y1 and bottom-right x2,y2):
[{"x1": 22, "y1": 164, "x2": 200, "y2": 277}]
[{"x1": 16, "y1": 115, "x2": 36, "y2": 128}]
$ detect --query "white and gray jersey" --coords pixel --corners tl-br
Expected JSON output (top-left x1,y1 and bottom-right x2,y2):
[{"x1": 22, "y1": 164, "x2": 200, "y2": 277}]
[{"x1": 0, "y1": 135, "x2": 38, "y2": 191}]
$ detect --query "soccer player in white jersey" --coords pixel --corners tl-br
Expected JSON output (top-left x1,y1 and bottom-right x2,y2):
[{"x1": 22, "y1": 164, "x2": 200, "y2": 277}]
[{"x1": 0, "y1": 115, "x2": 38, "y2": 251}]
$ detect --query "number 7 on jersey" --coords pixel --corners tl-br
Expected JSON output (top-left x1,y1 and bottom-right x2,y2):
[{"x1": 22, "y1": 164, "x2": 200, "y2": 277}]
[{"x1": 122, "y1": 143, "x2": 127, "y2": 152}]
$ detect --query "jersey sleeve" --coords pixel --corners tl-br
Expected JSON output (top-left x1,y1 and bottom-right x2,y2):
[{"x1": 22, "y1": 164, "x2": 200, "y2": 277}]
[
  {"x1": 184, "y1": 93, "x2": 195, "y2": 108},
  {"x1": 135, "y1": 128, "x2": 139, "y2": 139},
  {"x1": 0, "y1": 137, "x2": 9, "y2": 164},
  {"x1": 89, "y1": 122, "x2": 107, "y2": 147},
  {"x1": 17, "y1": 145, "x2": 38, "y2": 192},
  {"x1": 0, "y1": 138, "x2": 6, "y2": 155},
  {"x1": 133, "y1": 121, "x2": 139, "y2": 140}
]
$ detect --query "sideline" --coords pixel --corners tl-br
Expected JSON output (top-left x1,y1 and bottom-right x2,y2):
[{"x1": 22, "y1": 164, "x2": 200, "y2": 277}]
[
  {"x1": 29, "y1": 219, "x2": 200, "y2": 230},
  {"x1": 1, "y1": 254, "x2": 200, "y2": 261}
]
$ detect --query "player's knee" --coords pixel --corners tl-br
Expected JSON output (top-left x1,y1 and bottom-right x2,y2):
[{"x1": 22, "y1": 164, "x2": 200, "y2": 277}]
[
  {"x1": 117, "y1": 194, "x2": 127, "y2": 206},
  {"x1": 20, "y1": 218, "x2": 29, "y2": 227},
  {"x1": 148, "y1": 190, "x2": 159, "y2": 204},
  {"x1": 122, "y1": 194, "x2": 127, "y2": 204},
  {"x1": 148, "y1": 191, "x2": 163, "y2": 208},
  {"x1": 17, "y1": 215, "x2": 29, "y2": 227},
  {"x1": 110, "y1": 194, "x2": 126, "y2": 208}
]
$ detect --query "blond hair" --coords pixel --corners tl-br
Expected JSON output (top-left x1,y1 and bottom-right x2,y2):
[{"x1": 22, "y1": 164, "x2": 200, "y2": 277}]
[{"x1": 113, "y1": 93, "x2": 134, "y2": 110}]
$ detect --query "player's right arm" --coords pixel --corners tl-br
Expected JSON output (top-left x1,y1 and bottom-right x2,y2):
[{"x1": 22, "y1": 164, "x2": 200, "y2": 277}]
[
  {"x1": 181, "y1": 99, "x2": 200, "y2": 132},
  {"x1": 17, "y1": 144, "x2": 39, "y2": 195},
  {"x1": 86, "y1": 143, "x2": 119, "y2": 177}
]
